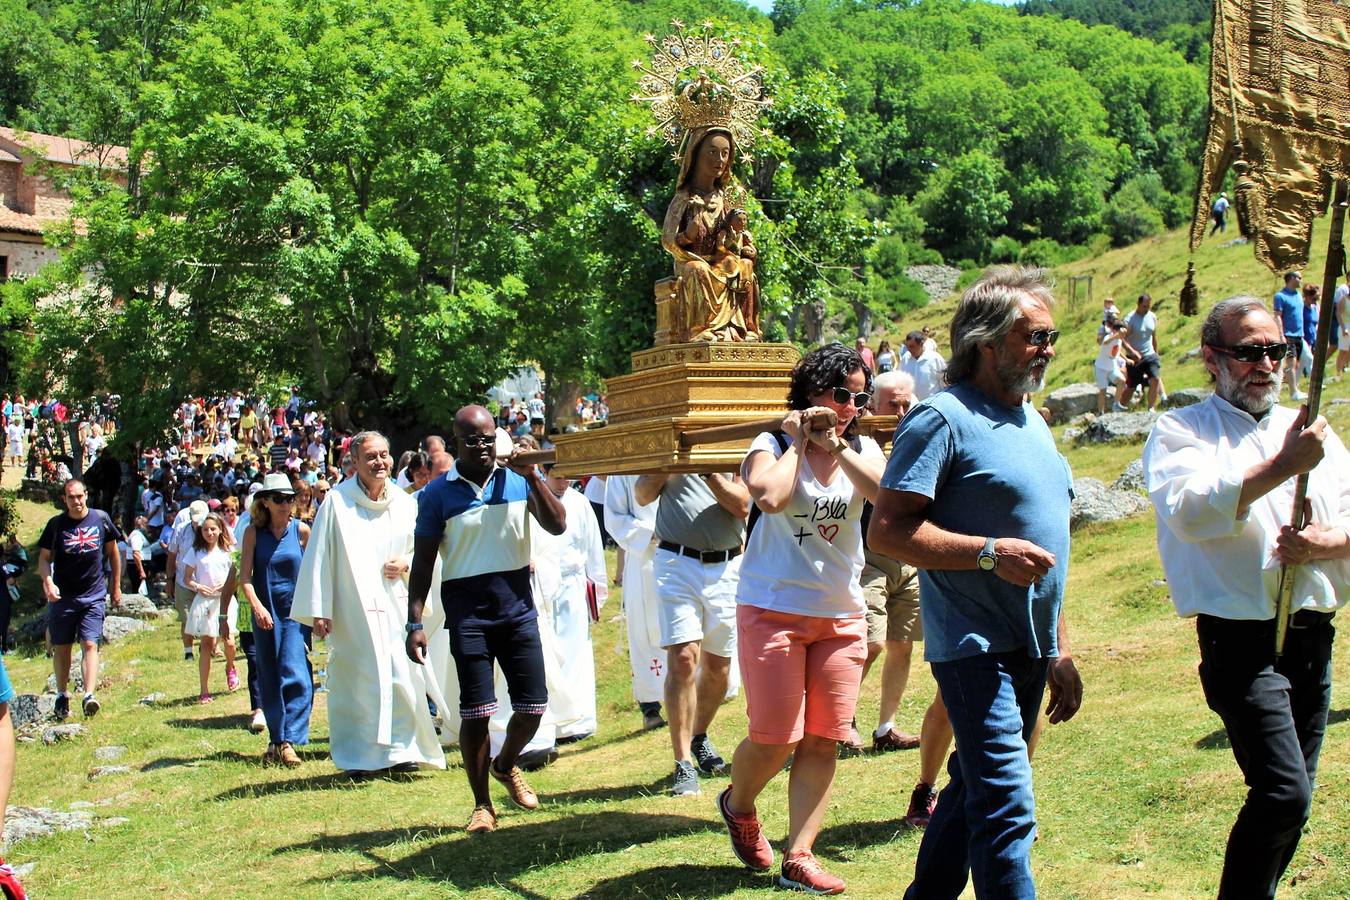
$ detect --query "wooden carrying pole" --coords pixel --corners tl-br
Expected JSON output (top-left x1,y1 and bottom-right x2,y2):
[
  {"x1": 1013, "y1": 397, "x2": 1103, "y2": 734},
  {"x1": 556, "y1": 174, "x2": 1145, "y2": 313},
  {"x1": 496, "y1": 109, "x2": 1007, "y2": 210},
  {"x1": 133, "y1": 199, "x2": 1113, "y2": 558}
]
[
  {"x1": 1274, "y1": 180, "x2": 1348, "y2": 657},
  {"x1": 677, "y1": 410, "x2": 838, "y2": 450},
  {"x1": 503, "y1": 411, "x2": 900, "y2": 471}
]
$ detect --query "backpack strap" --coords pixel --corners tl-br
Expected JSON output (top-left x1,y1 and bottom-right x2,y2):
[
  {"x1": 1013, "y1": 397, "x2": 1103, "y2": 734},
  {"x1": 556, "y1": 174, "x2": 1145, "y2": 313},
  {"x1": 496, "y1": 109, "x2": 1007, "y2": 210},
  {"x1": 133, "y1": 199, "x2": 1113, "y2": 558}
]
[{"x1": 746, "y1": 430, "x2": 791, "y2": 539}]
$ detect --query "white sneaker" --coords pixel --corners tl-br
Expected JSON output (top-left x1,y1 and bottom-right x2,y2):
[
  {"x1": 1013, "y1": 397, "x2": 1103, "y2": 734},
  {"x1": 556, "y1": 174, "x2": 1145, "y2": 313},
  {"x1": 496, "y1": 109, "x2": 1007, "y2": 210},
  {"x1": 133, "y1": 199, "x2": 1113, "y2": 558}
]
[
  {"x1": 1291, "y1": 389, "x2": 1306, "y2": 401},
  {"x1": 249, "y1": 710, "x2": 266, "y2": 733}
]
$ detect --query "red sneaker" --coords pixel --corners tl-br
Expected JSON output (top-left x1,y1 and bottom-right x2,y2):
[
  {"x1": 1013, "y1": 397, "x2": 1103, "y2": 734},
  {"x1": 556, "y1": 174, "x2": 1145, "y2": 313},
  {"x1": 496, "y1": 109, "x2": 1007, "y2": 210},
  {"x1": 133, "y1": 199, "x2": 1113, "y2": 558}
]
[
  {"x1": 904, "y1": 781, "x2": 939, "y2": 829},
  {"x1": 779, "y1": 849, "x2": 844, "y2": 895},
  {"x1": 0, "y1": 859, "x2": 27, "y2": 900},
  {"x1": 717, "y1": 786, "x2": 773, "y2": 871}
]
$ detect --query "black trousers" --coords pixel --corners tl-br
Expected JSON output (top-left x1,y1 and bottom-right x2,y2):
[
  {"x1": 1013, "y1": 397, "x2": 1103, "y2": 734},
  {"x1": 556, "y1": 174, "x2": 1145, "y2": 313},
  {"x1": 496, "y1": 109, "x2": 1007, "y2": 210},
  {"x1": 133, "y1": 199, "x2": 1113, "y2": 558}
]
[{"x1": 1196, "y1": 613, "x2": 1334, "y2": 900}]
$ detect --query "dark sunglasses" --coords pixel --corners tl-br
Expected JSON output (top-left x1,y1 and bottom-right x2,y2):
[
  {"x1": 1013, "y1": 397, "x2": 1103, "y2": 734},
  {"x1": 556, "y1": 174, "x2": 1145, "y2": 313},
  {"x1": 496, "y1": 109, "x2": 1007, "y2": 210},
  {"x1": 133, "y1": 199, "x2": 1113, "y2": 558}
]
[
  {"x1": 262, "y1": 493, "x2": 295, "y2": 504},
  {"x1": 1025, "y1": 329, "x2": 1060, "y2": 347},
  {"x1": 1210, "y1": 342, "x2": 1290, "y2": 364},
  {"x1": 460, "y1": 434, "x2": 495, "y2": 448},
  {"x1": 831, "y1": 387, "x2": 871, "y2": 408}
]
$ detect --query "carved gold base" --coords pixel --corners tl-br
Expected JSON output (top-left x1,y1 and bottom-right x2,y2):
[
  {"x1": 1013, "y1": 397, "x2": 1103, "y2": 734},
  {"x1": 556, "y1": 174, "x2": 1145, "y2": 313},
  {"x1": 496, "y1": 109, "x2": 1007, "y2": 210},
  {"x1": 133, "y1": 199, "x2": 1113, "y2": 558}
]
[
  {"x1": 549, "y1": 415, "x2": 769, "y2": 477},
  {"x1": 607, "y1": 341, "x2": 800, "y2": 424},
  {"x1": 549, "y1": 341, "x2": 801, "y2": 476}
]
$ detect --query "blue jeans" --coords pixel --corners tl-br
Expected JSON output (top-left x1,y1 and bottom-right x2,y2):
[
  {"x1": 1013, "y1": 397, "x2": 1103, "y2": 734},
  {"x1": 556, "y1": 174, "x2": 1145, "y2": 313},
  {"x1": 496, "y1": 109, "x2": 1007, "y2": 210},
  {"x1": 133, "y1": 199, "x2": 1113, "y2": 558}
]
[{"x1": 905, "y1": 651, "x2": 1048, "y2": 900}]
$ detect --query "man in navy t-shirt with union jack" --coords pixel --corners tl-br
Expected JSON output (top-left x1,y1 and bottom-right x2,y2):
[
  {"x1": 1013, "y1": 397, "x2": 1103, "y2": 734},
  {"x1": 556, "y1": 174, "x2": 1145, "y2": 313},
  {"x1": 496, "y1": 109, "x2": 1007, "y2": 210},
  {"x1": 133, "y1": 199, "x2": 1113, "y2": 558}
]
[{"x1": 37, "y1": 478, "x2": 121, "y2": 721}]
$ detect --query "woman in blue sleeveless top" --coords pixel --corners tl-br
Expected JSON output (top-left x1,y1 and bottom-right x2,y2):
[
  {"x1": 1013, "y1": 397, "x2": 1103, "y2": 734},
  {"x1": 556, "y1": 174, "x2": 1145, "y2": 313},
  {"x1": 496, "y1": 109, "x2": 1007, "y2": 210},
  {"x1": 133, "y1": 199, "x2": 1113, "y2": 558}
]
[{"x1": 238, "y1": 474, "x2": 312, "y2": 767}]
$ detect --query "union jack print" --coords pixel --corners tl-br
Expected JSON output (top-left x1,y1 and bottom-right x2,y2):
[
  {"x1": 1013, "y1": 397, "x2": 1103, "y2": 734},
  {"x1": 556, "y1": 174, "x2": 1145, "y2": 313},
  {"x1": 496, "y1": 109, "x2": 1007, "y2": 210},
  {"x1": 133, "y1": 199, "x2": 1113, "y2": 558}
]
[{"x1": 62, "y1": 526, "x2": 102, "y2": 554}]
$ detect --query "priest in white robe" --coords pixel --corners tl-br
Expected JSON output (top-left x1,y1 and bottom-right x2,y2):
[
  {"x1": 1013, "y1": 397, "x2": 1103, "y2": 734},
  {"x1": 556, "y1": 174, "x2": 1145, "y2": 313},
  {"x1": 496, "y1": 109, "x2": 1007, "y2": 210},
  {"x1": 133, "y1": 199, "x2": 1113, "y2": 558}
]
[
  {"x1": 292, "y1": 431, "x2": 444, "y2": 774},
  {"x1": 603, "y1": 474, "x2": 667, "y2": 730},
  {"x1": 532, "y1": 470, "x2": 607, "y2": 742}
]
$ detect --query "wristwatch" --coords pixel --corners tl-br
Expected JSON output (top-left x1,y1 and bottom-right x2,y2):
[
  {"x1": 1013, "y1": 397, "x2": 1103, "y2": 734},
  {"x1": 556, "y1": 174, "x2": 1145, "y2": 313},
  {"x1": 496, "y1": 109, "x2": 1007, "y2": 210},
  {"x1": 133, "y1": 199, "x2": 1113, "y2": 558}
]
[
  {"x1": 977, "y1": 537, "x2": 998, "y2": 572},
  {"x1": 404, "y1": 622, "x2": 424, "y2": 634}
]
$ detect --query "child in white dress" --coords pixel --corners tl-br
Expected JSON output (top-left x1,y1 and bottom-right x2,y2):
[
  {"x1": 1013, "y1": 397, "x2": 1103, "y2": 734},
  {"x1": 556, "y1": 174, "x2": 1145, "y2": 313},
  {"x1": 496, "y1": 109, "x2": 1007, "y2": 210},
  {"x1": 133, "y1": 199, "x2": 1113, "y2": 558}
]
[{"x1": 183, "y1": 512, "x2": 236, "y2": 703}]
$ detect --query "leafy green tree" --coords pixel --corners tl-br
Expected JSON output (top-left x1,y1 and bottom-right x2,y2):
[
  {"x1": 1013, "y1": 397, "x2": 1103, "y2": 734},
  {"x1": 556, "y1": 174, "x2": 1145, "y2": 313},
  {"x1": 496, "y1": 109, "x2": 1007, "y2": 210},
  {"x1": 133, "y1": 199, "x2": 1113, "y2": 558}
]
[{"x1": 918, "y1": 150, "x2": 1011, "y2": 263}]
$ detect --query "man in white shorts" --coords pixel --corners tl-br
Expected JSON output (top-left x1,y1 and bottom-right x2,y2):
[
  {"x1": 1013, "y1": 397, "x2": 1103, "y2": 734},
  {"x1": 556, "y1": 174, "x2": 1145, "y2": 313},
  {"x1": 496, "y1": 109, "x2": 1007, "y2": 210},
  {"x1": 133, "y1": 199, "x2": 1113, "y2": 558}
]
[{"x1": 635, "y1": 471, "x2": 749, "y2": 796}]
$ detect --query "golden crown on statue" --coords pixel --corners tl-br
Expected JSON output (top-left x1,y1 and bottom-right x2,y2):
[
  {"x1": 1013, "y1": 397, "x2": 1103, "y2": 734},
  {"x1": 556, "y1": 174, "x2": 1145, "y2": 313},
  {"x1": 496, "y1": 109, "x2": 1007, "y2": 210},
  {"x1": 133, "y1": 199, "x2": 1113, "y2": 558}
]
[{"x1": 630, "y1": 19, "x2": 772, "y2": 163}]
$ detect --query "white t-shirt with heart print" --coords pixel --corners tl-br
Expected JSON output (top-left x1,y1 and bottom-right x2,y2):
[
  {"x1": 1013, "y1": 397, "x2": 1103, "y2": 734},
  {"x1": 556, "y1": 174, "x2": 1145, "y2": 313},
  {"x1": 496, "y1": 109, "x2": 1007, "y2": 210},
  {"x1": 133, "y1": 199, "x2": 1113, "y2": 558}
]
[{"x1": 736, "y1": 430, "x2": 884, "y2": 618}]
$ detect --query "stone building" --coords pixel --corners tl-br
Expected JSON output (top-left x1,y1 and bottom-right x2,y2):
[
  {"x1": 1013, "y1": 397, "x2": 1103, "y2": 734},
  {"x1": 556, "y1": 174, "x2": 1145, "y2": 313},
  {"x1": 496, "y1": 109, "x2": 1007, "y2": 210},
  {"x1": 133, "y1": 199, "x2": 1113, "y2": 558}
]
[{"x1": 0, "y1": 126, "x2": 127, "y2": 282}]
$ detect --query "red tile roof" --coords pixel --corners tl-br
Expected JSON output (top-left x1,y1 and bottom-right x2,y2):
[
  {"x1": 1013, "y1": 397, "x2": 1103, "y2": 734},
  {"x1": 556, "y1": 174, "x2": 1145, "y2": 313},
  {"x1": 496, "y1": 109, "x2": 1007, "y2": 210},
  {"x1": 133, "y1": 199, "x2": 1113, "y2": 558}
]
[
  {"x1": 0, "y1": 126, "x2": 128, "y2": 171},
  {"x1": 0, "y1": 206, "x2": 49, "y2": 236}
]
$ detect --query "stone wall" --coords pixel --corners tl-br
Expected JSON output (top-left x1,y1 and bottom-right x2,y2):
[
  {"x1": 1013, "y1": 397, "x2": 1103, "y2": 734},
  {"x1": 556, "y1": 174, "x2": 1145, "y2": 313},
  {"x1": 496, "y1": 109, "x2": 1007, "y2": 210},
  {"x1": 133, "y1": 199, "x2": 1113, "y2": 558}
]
[
  {"x1": 0, "y1": 237, "x2": 59, "y2": 278},
  {"x1": 0, "y1": 162, "x2": 17, "y2": 210}
]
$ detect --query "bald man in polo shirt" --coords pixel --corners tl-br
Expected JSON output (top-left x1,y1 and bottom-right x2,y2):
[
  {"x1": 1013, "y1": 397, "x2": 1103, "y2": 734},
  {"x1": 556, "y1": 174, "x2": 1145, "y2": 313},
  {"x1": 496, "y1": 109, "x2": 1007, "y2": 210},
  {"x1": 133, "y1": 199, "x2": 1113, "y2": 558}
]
[{"x1": 406, "y1": 406, "x2": 566, "y2": 834}]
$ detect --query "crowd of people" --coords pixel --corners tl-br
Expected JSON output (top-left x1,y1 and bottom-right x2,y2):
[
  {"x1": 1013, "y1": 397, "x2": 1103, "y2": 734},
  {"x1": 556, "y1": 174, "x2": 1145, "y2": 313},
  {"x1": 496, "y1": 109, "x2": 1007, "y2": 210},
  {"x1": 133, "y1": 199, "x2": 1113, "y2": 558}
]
[{"x1": 0, "y1": 264, "x2": 1344, "y2": 898}]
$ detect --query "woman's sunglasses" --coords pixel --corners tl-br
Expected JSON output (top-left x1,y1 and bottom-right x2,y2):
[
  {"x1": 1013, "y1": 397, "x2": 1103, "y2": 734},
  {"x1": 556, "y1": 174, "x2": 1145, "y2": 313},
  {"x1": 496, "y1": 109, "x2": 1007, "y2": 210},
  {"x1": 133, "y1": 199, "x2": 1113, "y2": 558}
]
[{"x1": 831, "y1": 388, "x2": 872, "y2": 408}]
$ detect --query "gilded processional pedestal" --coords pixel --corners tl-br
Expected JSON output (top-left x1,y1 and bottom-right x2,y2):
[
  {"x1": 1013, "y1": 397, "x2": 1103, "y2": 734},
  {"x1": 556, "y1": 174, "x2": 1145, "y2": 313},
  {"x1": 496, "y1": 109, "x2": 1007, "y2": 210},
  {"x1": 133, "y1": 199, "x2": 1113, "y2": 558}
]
[{"x1": 550, "y1": 340, "x2": 801, "y2": 476}]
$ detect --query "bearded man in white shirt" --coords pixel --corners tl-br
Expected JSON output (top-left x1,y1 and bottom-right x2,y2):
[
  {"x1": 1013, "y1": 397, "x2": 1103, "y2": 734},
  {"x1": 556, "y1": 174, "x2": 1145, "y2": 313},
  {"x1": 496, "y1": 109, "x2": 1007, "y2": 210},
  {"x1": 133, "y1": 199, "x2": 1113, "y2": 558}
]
[{"x1": 1144, "y1": 297, "x2": 1350, "y2": 900}]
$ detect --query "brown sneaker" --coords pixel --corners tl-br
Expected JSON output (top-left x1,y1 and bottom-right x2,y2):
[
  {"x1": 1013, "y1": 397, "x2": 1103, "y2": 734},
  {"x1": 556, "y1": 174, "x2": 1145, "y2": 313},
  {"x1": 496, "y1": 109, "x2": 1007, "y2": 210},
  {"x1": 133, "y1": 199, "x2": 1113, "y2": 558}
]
[
  {"x1": 491, "y1": 760, "x2": 540, "y2": 810},
  {"x1": 278, "y1": 742, "x2": 302, "y2": 768},
  {"x1": 838, "y1": 719, "x2": 865, "y2": 757},
  {"x1": 873, "y1": 727, "x2": 921, "y2": 752},
  {"x1": 466, "y1": 805, "x2": 497, "y2": 834}
]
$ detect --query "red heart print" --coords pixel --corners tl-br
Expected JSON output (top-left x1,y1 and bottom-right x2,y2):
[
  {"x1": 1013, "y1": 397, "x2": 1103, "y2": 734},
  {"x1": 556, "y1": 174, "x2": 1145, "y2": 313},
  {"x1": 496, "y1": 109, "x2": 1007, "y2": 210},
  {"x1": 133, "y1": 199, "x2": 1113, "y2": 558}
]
[{"x1": 817, "y1": 524, "x2": 839, "y2": 543}]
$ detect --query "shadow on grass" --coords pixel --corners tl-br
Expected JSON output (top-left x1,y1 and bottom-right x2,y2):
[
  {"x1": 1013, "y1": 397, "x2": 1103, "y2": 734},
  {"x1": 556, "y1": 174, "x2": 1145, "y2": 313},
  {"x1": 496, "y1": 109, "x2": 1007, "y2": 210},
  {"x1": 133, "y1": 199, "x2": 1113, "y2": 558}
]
[
  {"x1": 1196, "y1": 708, "x2": 1350, "y2": 750},
  {"x1": 575, "y1": 863, "x2": 756, "y2": 898},
  {"x1": 166, "y1": 714, "x2": 254, "y2": 731},
  {"x1": 813, "y1": 816, "x2": 915, "y2": 859},
  {"x1": 279, "y1": 810, "x2": 717, "y2": 897},
  {"x1": 214, "y1": 770, "x2": 388, "y2": 799},
  {"x1": 544, "y1": 775, "x2": 671, "y2": 806},
  {"x1": 142, "y1": 750, "x2": 260, "y2": 771},
  {"x1": 554, "y1": 725, "x2": 652, "y2": 760}
]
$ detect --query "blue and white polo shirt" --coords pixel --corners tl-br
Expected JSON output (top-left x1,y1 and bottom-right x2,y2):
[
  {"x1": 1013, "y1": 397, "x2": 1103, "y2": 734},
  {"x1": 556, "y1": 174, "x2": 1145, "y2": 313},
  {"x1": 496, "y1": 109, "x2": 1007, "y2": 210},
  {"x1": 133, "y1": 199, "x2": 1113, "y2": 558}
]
[{"x1": 414, "y1": 462, "x2": 535, "y2": 626}]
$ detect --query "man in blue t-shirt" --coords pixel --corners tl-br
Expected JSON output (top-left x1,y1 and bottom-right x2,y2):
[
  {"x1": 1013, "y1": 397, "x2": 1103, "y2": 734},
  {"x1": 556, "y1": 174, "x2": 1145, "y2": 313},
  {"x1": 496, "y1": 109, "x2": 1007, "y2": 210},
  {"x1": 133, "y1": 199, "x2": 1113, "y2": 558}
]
[
  {"x1": 1273, "y1": 271, "x2": 1306, "y2": 400},
  {"x1": 869, "y1": 266, "x2": 1083, "y2": 899},
  {"x1": 37, "y1": 478, "x2": 121, "y2": 721},
  {"x1": 405, "y1": 405, "x2": 567, "y2": 835}
]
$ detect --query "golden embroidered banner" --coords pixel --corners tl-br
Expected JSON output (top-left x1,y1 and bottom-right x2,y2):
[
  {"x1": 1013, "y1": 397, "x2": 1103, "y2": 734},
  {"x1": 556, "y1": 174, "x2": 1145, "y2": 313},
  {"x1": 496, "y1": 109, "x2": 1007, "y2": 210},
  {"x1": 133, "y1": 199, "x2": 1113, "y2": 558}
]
[{"x1": 1192, "y1": 0, "x2": 1350, "y2": 272}]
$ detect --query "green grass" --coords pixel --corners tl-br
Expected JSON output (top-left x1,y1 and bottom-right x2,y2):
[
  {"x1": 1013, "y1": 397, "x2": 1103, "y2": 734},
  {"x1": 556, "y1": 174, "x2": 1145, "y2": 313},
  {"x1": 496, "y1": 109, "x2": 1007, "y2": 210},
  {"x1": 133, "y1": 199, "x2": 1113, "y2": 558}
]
[{"x1": 9, "y1": 226, "x2": 1350, "y2": 897}]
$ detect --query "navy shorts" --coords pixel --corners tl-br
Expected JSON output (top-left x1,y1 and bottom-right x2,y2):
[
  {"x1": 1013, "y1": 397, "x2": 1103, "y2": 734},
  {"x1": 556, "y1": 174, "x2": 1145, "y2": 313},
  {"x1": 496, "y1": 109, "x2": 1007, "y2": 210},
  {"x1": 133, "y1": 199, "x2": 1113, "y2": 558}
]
[
  {"x1": 49, "y1": 597, "x2": 106, "y2": 646},
  {"x1": 449, "y1": 616, "x2": 547, "y2": 720},
  {"x1": 1125, "y1": 356, "x2": 1161, "y2": 390}
]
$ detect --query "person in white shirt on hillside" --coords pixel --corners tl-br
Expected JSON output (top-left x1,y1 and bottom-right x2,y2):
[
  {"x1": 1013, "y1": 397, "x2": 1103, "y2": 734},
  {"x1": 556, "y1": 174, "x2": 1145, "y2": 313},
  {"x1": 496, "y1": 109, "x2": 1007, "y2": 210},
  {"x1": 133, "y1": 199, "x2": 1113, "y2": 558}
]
[
  {"x1": 900, "y1": 330, "x2": 947, "y2": 401},
  {"x1": 1144, "y1": 297, "x2": 1350, "y2": 899},
  {"x1": 1094, "y1": 312, "x2": 1130, "y2": 414}
]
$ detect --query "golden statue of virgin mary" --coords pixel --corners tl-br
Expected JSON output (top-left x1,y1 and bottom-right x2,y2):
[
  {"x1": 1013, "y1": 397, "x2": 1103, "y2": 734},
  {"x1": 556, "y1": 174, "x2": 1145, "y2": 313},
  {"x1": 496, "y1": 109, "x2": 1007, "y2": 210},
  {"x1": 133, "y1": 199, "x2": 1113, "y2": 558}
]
[
  {"x1": 633, "y1": 23, "x2": 769, "y2": 343},
  {"x1": 660, "y1": 125, "x2": 760, "y2": 341}
]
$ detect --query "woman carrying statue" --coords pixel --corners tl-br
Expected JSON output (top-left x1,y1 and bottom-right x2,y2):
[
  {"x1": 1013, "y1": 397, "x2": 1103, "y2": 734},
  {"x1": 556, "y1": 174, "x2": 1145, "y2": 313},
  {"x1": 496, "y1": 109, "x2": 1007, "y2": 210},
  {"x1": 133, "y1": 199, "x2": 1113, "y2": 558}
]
[{"x1": 661, "y1": 126, "x2": 762, "y2": 342}]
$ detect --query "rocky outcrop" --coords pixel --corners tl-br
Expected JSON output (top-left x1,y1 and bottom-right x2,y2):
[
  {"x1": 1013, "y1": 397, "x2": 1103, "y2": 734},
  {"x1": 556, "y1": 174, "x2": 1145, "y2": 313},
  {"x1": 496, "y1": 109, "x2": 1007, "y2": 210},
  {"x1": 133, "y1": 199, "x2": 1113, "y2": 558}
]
[
  {"x1": 1077, "y1": 411, "x2": 1159, "y2": 444},
  {"x1": 905, "y1": 265, "x2": 962, "y2": 304},
  {"x1": 1070, "y1": 477, "x2": 1151, "y2": 529},
  {"x1": 1045, "y1": 383, "x2": 1103, "y2": 424},
  {"x1": 113, "y1": 594, "x2": 160, "y2": 620},
  {"x1": 101, "y1": 615, "x2": 151, "y2": 644},
  {"x1": 1113, "y1": 458, "x2": 1146, "y2": 494},
  {"x1": 1160, "y1": 387, "x2": 1212, "y2": 410}
]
